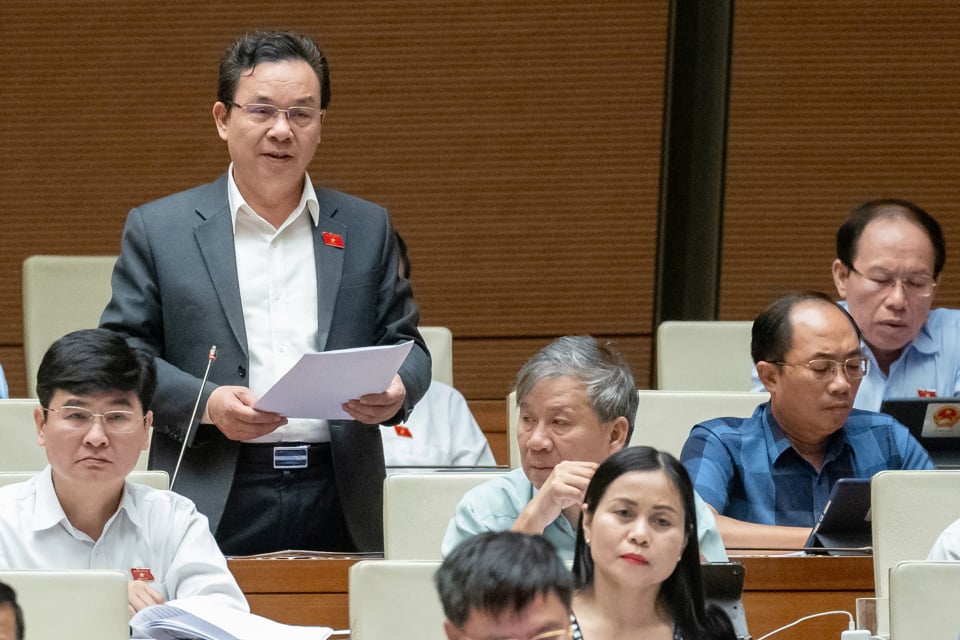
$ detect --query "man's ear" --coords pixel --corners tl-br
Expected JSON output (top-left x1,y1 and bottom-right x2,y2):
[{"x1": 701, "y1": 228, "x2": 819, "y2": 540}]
[
  {"x1": 608, "y1": 416, "x2": 629, "y2": 452},
  {"x1": 756, "y1": 360, "x2": 780, "y2": 393},
  {"x1": 34, "y1": 405, "x2": 46, "y2": 446},
  {"x1": 443, "y1": 619, "x2": 462, "y2": 640},
  {"x1": 832, "y1": 259, "x2": 850, "y2": 299},
  {"x1": 140, "y1": 410, "x2": 154, "y2": 452},
  {"x1": 212, "y1": 102, "x2": 230, "y2": 141}
]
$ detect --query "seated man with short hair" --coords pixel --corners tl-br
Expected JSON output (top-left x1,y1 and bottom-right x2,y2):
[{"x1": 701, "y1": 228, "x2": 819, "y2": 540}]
[
  {"x1": 685, "y1": 292, "x2": 932, "y2": 550},
  {"x1": 442, "y1": 335, "x2": 727, "y2": 561},
  {"x1": 0, "y1": 329, "x2": 247, "y2": 617},
  {"x1": 436, "y1": 531, "x2": 573, "y2": 640}
]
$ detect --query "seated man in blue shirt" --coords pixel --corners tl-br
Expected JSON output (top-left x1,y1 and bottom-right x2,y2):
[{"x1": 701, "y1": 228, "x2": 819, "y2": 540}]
[
  {"x1": 754, "y1": 199, "x2": 960, "y2": 410},
  {"x1": 686, "y1": 292, "x2": 932, "y2": 551},
  {"x1": 443, "y1": 335, "x2": 728, "y2": 562}
]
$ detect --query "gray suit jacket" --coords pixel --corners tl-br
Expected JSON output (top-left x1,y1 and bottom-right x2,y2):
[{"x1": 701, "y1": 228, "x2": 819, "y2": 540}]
[{"x1": 101, "y1": 174, "x2": 431, "y2": 551}]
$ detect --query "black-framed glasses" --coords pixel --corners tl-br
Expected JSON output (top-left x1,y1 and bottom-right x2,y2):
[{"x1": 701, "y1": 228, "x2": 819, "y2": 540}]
[
  {"x1": 227, "y1": 101, "x2": 324, "y2": 127},
  {"x1": 45, "y1": 406, "x2": 144, "y2": 434},
  {"x1": 461, "y1": 626, "x2": 574, "y2": 640},
  {"x1": 775, "y1": 356, "x2": 870, "y2": 380},
  {"x1": 847, "y1": 264, "x2": 936, "y2": 298}
]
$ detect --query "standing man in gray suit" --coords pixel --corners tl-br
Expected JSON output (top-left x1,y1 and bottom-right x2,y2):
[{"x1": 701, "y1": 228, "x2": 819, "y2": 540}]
[{"x1": 100, "y1": 31, "x2": 430, "y2": 554}]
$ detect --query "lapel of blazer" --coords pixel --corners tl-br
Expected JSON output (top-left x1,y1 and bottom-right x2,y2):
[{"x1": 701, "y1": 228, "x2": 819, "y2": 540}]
[
  {"x1": 193, "y1": 175, "x2": 249, "y2": 357},
  {"x1": 314, "y1": 187, "x2": 346, "y2": 352}
]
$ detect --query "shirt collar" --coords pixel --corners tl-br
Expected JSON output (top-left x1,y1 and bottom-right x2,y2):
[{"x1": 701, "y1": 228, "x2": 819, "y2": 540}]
[
  {"x1": 226, "y1": 163, "x2": 320, "y2": 230},
  {"x1": 31, "y1": 465, "x2": 140, "y2": 534},
  {"x1": 762, "y1": 403, "x2": 848, "y2": 468}
]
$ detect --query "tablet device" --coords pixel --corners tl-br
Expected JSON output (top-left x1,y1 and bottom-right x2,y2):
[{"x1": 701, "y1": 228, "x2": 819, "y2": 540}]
[
  {"x1": 803, "y1": 477, "x2": 872, "y2": 555},
  {"x1": 701, "y1": 562, "x2": 750, "y2": 640},
  {"x1": 880, "y1": 397, "x2": 960, "y2": 468}
]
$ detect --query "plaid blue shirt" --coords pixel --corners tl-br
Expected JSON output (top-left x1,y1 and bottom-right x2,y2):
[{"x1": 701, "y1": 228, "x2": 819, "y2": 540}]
[{"x1": 680, "y1": 402, "x2": 933, "y2": 526}]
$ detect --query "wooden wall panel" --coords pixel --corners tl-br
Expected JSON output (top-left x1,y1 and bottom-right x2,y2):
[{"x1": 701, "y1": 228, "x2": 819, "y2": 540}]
[
  {"x1": 721, "y1": 1, "x2": 960, "y2": 321},
  {"x1": 0, "y1": 2, "x2": 665, "y2": 399}
]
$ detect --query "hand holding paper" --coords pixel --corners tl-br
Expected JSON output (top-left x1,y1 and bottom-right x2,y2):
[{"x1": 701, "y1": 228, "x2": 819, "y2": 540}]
[
  {"x1": 342, "y1": 373, "x2": 407, "y2": 424},
  {"x1": 255, "y1": 342, "x2": 414, "y2": 420}
]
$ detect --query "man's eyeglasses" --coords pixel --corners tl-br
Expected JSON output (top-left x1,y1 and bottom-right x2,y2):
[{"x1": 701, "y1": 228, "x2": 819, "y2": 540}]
[
  {"x1": 462, "y1": 626, "x2": 574, "y2": 640},
  {"x1": 45, "y1": 406, "x2": 144, "y2": 434},
  {"x1": 775, "y1": 356, "x2": 870, "y2": 380},
  {"x1": 227, "y1": 101, "x2": 324, "y2": 128},
  {"x1": 847, "y1": 264, "x2": 936, "y2": 298}
]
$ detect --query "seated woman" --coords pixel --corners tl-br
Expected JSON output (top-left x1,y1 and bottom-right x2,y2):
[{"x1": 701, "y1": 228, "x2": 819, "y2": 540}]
[{"x1": 571, "y1": 446, "x2": 736, "y2": 640}]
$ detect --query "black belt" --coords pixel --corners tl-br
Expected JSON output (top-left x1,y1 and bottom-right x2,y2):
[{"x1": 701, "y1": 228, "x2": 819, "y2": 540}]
[{"x1": 238, "y1": 442, "x2": 332, "y2": 469}]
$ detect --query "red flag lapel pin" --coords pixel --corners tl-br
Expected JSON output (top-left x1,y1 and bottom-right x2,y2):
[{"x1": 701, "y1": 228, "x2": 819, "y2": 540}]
[
  {"x1": 394, "y1": 424, "x2": 413, "y2": 438},
  {"x1": 130, "y1": 567, "x2": 155, "y2": 581},
  {"x1": 323, "y1": 231, "x2": 344, "y2": 249}
]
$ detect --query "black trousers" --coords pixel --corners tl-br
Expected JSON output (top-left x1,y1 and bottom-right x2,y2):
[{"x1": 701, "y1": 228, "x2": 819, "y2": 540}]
[{"x1": 215, "y1": 442, "x2": 354, "y2": 556}]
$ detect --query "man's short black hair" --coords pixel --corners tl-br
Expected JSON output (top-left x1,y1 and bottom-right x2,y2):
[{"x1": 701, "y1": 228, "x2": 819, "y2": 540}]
[
  {"x1": 837, "y1": 198, "x2": 946, "y2": 278},
  {"x1": 435, "y1": 531, "x2": 573, "y2": 627},
  {"x1": 751, "y1": 291, "x2": 862, "y2": 364},
  {"x1": 36, "y1": 328, "x2": 157, "y2": 411},
  {"x1": 0, "y1": 581, "x2": 24, "y2": 640},
  {"x1": 218, "y1": 31, "x2": 330, "y2": 109}
]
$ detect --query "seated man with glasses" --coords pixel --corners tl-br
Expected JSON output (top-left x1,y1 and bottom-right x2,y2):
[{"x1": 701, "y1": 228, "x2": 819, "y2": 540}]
[
  {"x1": 684, "y1": 292, "x2": 932, "y2": 551},
  {"x1": 435, "y1": 531, "x2": 574, "y2": 640},
  {"x1": 0, "y1": 329, "x2": 248, "y2": 617},
  {"x1": 753, "y1": 199, "x2": 960, "y2": 411}
]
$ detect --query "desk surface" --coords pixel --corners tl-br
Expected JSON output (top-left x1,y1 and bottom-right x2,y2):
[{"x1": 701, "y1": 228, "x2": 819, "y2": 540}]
[{"x1": 228, "y1": 554, "x2": 875, "y2": 640}]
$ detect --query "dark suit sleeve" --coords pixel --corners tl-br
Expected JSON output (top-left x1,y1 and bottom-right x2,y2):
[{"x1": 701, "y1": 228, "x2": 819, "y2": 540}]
[
  {"x1": 100, "y1": 206, "x2": 216, "y2": 438},
  {"x1": 369, "y1": 218, "x2": 431, "y2": 423}
]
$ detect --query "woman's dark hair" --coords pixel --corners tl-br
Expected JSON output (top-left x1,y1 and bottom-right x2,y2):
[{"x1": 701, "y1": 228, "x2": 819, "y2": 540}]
[{"x1": 572, "y1": 446, "x2": 736, "y2": 640}]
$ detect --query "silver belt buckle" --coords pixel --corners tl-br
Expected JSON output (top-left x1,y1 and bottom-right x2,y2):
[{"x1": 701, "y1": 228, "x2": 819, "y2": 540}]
[{"x1": 273, "y1": 445, "x2": 309, "y2": 469}]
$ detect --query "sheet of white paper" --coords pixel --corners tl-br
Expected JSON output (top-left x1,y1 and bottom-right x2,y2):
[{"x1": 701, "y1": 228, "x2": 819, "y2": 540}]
[
  {"x1": 131, "y1": 596, "x2": 338, "y2": 639},
  {"x1": 254, "y1": 341, "x2": 414, "y2": 419}
]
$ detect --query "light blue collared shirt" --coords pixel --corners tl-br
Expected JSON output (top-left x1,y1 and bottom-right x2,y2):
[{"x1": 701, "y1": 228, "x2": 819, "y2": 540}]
[
  {"x1": 0, "y1": 362, "x2": 8, "y2": 398},
  {"x1": 442, "y1": 467, "x2": 729, "y2": 562},
  {"x1": 752, "y1": 305, "x2": 960, "y2": 411}
]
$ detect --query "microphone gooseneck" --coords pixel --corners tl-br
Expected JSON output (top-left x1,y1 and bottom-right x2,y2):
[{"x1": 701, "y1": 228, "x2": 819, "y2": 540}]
[{"x1": 170, "y1": 345, "x2": 218, "y2": 491}]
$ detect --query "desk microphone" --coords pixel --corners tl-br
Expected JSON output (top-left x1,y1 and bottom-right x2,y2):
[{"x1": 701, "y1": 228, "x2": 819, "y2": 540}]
[{"x1": 170, "y1": 345, "x2": 217, "y2": 491}]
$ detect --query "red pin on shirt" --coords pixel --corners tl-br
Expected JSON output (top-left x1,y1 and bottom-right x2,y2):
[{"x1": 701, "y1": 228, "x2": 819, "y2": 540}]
[
  {"x1": 130, "y1": 568, "x2": 155, "y2": 581},
  {"x1": 394, "y1": 425, "x2": 413, "y2": 438},
  {"x1": 323, "y1": 232, "x2": 344, "y2": 249},
  {"x1": 918, "y1": 389, "x2": 938, "y2": 398}
]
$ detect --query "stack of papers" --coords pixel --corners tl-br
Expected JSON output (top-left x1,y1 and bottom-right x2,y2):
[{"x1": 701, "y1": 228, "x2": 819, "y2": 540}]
[
  {"x1": 255, "y1": 341, "x2": 414, "y2": 419},
  {"x1": 130, "y1": 597, "x2": 348, "y2": 640}
]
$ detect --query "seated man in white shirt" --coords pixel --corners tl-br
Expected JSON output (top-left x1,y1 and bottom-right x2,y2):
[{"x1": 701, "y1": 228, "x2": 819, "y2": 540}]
[
  {"x1": 383, "y1": 235, "x2": 496, "y2": 468},
  {"x1": 0, "y1": 329, "x2": 248, "y2": 618},
  {"x1": 380, "y1": 380, "x2": 496, "y2": 467}
]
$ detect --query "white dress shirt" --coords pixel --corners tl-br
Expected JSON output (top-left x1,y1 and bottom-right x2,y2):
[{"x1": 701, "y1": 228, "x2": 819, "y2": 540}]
[
  {"x1": 228, "y1": 166, "x2": 329, "y2": 442},
  {"x1": 380, "y1": 381, "x2": 496, "y2": 467},
  {"x1": 0, "y1": 467, "x2": 248, "y2": 611}
]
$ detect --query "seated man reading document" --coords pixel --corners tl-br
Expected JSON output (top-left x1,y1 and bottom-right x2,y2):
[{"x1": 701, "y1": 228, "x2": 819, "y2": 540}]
[
  {"x1": 0, "y1": 329, "x2": 247, "y2": 617},
  {"x1": 442, "y1": 335, "x2": 727, "y2": 561},
  {"x1": 685, "y1": 292, "x2": 932, "y2": 551},
  {"x1": 753, "y1": 199, "x2": 960, "y2": 410}
]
